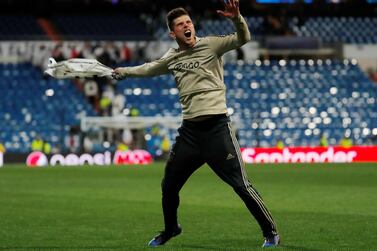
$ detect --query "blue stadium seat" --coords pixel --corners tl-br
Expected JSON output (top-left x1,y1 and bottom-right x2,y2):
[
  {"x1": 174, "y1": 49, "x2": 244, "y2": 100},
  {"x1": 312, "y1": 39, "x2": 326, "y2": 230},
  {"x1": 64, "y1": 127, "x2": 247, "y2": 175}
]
[
  {"x1": 116, "y1": 60, "x2": 377, "y2": 147},
  {"x1": 0, "y1": 63, "x2": 97, "y2": 153},
  {"x1": 289, "y1": 17, "x2": 377, "y2": 44},
  {"x1": 1, "y1": 60, "x2": 376, "y2": 152},
  {"x1": 53, "y1": 15, "x2": 151, "y2": 40},
  {"x1": 0, "y1": 16, "x2": 46, "y2": 40}
]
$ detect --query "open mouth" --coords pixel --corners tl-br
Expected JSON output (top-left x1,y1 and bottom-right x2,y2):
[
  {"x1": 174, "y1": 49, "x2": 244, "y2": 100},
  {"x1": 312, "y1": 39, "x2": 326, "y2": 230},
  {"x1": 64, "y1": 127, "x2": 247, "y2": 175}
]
[{"x1": 184, "y1": 30, "x2": 192, "y2": 38}]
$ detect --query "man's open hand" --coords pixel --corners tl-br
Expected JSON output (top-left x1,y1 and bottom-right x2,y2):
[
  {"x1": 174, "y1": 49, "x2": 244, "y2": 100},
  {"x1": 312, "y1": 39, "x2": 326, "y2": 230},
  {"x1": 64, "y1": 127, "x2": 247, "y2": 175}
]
[{"x1": 217, "y1": 0, "x2": 240, "y2": 19}]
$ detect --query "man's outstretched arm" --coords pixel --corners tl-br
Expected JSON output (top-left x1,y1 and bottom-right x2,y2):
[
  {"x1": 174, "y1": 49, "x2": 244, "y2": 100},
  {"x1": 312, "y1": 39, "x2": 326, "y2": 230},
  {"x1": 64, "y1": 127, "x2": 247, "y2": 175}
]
[
  {"x1": 112, "y1": 57, "x2": 170, "y2": 80},
  {"x1": 230, "y1": 14, "x2": 251, "y2": 45},
  {"x1": 217, "y1": 0, "x2": 251, "y2": 45}
]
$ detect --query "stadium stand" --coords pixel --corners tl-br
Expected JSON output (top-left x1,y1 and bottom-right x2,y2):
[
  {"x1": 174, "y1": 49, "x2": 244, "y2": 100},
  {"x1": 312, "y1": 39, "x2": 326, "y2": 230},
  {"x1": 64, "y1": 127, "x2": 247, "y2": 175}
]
[
  {"x1": 0, "y1": 15, "x2": 46, "y2": 40},
  {"x1": 52, "y1": 15, "x2": 151, "y2": 40},
  {"x1": 1, "y1": 57, "x2": 376, "y2": 153},
  {"x1": 0, "y1": 63, "x2": 96, "y2": 153},
  {"x1": 152, "y1": 16, "x2": 377, "y2": 44},
  {"x1": 0, "y1": 0, "x2": 376, "y2": 154},
  {"x1": 153, "y1": 16, "x2": 266, "y2": 40},
  {"x1": 1, "y1": 12, "x2": 376, "y2": 44},
  {"x1": 290, "y1": 17, "x2": 377, "y2": 44},
  {"x1": 116, "y1": 60, "x2": 377, "y2": 148},
  {"x1": 151, "y1": 16, "x2": 268, "y2": 41}
]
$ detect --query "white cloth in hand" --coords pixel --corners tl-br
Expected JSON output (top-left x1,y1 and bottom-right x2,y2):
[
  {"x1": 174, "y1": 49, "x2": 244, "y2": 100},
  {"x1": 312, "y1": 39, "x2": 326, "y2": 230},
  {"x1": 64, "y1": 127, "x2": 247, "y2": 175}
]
[{"x1": 44, "y1": 57, "x2": 113, "y2": 79}]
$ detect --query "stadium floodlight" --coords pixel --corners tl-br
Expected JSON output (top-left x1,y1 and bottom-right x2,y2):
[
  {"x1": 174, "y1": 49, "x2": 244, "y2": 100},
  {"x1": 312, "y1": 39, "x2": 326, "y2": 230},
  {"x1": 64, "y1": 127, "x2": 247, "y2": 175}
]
[{"x1": 44, "y1": 57, "x2": 113, "y2": 79}]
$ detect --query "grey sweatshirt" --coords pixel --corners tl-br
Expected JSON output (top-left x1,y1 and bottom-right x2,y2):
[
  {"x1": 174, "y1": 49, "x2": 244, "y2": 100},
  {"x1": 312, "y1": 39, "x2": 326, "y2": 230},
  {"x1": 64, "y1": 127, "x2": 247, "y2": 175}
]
[{"x1": 118, "y1": 15, "x2": 251, "y2": 119}]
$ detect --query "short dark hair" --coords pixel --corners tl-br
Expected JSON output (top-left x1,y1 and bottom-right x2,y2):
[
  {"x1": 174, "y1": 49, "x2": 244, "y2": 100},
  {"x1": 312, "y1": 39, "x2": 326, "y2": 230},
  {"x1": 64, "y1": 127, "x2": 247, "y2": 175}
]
[{"x1": 166, "y1": 7, "x2": 189, "y2": 31}]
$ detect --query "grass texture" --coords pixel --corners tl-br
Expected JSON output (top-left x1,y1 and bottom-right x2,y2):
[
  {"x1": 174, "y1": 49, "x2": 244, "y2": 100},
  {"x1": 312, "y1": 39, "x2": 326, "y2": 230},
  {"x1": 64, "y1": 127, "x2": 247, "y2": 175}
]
[{"x1": 0, "y1": 162, "x2": 376, "y2": 251}]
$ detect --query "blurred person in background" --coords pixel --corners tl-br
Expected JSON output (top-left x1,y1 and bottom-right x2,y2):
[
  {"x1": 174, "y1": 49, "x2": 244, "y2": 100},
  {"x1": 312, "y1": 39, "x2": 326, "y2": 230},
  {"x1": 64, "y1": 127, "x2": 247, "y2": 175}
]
[
  {"x1": 129, "y1": 107, "x2": 146, "y2": 150},
  {"x1": 160, "y1": 135, "x2": 171, "y2": 160},
  {"x1": 111, "y1": 91, "x2": 125, "y2": 116},
  {"x1": 84, "y1": 80, "x2": 100, "y2": 112},
  {"x1": 367, "y1": 68, "x2": 377, "y2": 84},
  {"x1": 81, "y1": 42, "x2": 95, "y2": 59},
  {"x1": 0, "y1": 142, "x2": 4, "y2": 167},
  {"x1": 121, "y1": 42, "x2": 132, "y2": 63},
  {"x1": 116, "y1": 140, "x2": 129, "y2": 151},
  {"x1": 340, "y1": 134, "x2": 353, "y2": 148},
  {"x1": 31, "y1": 136, "x2": 51, "y2": 154},
  {"x1": 0, "y1": 142, "x2": 6, "y2": 154},
  {"x1": 104, "y1": 42, "x2": 120, "y2": 65},
  {"x1": 113, "y1": 0, "x2": 279, "y2": 248},
  {"x1": 51, "y1": 44, "x2": 65, "y2": 62},
  {"x1": 32, "y1": 44, "x2": 49, "y2": 70},
  {"x1": 69, "y1": 43, "x2": 83, "y2": 58},
  {"x1": 65, "y1": 129, "x2": 80, "y2": 153},
  {"x1": 147, "y1": 126, "x2": 163, "y2": 158},
  {"x1": 83, "y1": 133, "x2": 95, "y2": 153},
  {"x1": 319, "y1": 133, "x2": 329, "y2": 147},
  {"x1": 31, "y1": 136, "x2": 44, "y2": 152},
  {"x1": 276, "y1": 138, "x2": 284, "y2": 150},
  {"x1": 99, "y1": 91, "x2": 112, "y2": 116},
  {"x1": 43, "y1": 141, "x2": 51, "y2": 155},
  {"x1": 122, "y1": 128, "x2": 133, "y2": 148}
]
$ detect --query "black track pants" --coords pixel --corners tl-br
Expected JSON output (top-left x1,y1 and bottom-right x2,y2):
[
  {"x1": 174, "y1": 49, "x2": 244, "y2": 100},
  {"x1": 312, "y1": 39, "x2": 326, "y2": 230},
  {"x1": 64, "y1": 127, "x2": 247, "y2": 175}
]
[{"x1": 161, "y1": 114, "x2": 278, "y2": 237}]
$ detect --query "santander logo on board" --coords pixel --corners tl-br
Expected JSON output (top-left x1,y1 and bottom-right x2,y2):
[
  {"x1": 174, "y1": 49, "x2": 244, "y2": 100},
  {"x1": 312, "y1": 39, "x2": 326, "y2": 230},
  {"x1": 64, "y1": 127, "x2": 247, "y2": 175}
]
[{"x1": 241, "y1": 147, "x2": 358, "y2": 163}]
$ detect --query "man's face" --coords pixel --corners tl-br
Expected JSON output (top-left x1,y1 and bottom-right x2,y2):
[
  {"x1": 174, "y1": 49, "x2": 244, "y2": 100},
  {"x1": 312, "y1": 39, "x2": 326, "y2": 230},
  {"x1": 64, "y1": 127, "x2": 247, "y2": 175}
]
[{"x1": 170, "y1": 15, "x2": 196, "y2": 48}]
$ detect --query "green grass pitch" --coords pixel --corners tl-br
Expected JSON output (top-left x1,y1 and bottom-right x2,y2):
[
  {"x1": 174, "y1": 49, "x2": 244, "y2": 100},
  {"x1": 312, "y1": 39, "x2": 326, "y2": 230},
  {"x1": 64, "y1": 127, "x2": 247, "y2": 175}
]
[{"x1": 0, "y1": 163, "x2": 376, "y2": 251}]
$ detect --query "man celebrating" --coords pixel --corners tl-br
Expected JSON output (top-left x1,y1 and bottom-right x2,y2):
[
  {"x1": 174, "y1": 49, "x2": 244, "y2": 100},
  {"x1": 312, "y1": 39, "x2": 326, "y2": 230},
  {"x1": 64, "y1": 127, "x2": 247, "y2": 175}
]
[{"x1": 113, "y1": 0, "x2": 279, "y2": 248}]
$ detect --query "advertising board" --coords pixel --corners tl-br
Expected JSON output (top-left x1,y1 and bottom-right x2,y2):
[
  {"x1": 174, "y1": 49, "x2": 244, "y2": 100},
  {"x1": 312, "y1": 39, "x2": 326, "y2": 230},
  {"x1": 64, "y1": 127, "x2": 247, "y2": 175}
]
[
  {"x1": 241, "y1": 146, "x2": 377, "y2": 163},
  {"x1": 26, "y1": 150, "x2": 153, "y2": 167}
]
